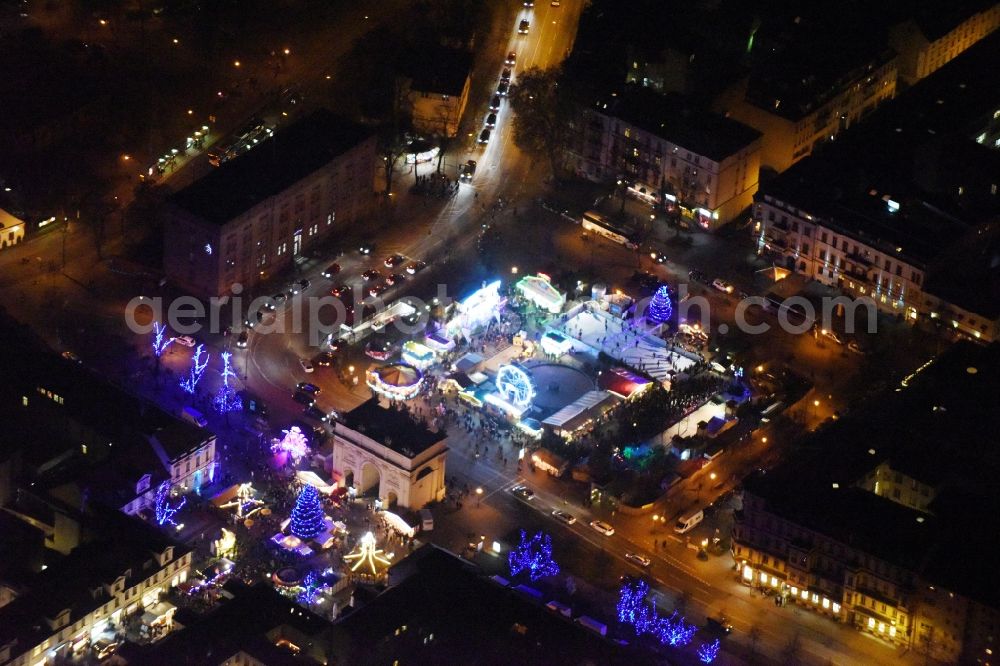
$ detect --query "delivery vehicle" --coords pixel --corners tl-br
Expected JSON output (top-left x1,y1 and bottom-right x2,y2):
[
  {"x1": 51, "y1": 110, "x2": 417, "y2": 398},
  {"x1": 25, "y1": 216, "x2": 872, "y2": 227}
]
[
  {"x1": 420, "y1": 508, "x2": 434, "y2": 531},
  {"x1": 180, "y1": 406, "x2": 208, "y2": 428},
  {"x1": 674, "y1": 508, "x2": 704, "y2": 534}
]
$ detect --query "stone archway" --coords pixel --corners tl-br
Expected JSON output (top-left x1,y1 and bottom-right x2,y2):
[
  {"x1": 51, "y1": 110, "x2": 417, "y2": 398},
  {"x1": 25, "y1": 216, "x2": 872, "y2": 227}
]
[
  {"x1": 359, "y1": 461, "x2": 381, "y2": 497},
  {"x1": 343, "y1": 468, "x2": 355, "y2": 489},
  {"x1": 386, "y1": 491, "x2": 398, "y2": 508}
]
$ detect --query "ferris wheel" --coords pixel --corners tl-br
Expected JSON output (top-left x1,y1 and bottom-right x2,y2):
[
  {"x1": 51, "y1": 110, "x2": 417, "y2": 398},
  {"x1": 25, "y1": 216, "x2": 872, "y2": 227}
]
[{"x1": 496, "y1": 364, "x2": 535, "y2": 408}]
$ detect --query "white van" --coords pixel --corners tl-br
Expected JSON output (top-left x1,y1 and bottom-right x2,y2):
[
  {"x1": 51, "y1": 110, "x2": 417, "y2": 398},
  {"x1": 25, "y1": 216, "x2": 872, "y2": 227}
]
[
  {"x1": 674, "y1": 508, "x2": 704, "y2": 534},
  {"x1": 180, "y1": 406, "x2": 208, "y2": 428},
  {"x1": 420, "y1": 508, "x2": 434, "y2": 531}
]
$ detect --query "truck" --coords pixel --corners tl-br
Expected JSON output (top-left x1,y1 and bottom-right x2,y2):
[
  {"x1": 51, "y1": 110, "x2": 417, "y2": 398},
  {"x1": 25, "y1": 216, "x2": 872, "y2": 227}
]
[
  {"x1": 179, "y1": 406, "x2": 208, "y2": 428},
  {"x1": 420, "y1": 508, "x2": 434, "y2": 531}
]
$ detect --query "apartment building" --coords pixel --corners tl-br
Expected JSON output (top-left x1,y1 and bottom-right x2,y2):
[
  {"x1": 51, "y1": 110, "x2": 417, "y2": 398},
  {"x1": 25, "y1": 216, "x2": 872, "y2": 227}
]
[
  {"x1": 714, "y1": 47, "x2": 896, "y2": 174},
  {"x1": 0, "y1": 511, "x2": 192, "y2": 666},
  {"x1": 732, "y1": 342, "x2": 1000, "y2": 664},
  {"x1": 890, "y1": 1, "x2": 1000, "y2": 84},
  {"x1": 753, "y1": 32, "x2": 1000, "y2": 341},
  {"x1": 164, "y1": 109, "x2": 376, "y2": 297},
  {"x1": 567, "y1": 87, "x2": 761, "y2": 230},
  {"x1": 400, "y1": 46, "x2": 474, "y2": 138}
]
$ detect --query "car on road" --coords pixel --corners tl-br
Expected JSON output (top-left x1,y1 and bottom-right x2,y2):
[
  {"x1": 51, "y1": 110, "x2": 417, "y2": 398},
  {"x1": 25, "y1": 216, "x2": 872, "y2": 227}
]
[
  {"x1": 523, "y1": 0, "x2": 534, "y2": 6},
  {"x1": 551, "y1": 0, "x2": 560, "y2": 5},
  {"x1": 479, "y1": 128, "x2": 491, "y2": 144},
  {"x1": 172, "y1": 335, "x2": 196, "y2": 347},
  {"x1": 358, "y1": 243, "x2": 373, "y2": 255},
  {"x1": 821, "y1": 328, "x2": 844, "y2": 345},
  {"x1": 362, "y1": 269, "x2": 382, "y2": 282},
  {"x1": 632, "y1": 270, "x2": 659, "y2": 290},
  {"x1": 321, "y1": 263, "x2": 341, "y2": 279},
  {"x1": 511, "y1": 485, "x2": 535, "y2": 501},
  {"x1": 705, "y1": 616, "x2": 733, "y2": 635},
  {"x1": 496, "y1": 80, "x2": 509, "y2": 96},
  {"x1": 298, "y1": 358, "x2": 314, "y2": 373},
  {"x1": 688, "y1": 269, "x2": 708, "y2": 283},
  {"x1": 589, "y1": 520, "x2": 615, "y2": 536},
  {"x1": 296, "y1": 382, "x2": 321, "y2": 395},
  {"x1": 272, "y1": 292, "x2": 288, "y2": 304},
  {"x1": 506, "y1": 51, "x2": 517, "y2": 66},
  {"x1": 330, "y1": 284, "x2": 350, "y2": 299},
  {"x1": 287, "y1": 282, "x2": 301, "y2": 295},
  {"x1": 484, "y1": 112, "x2": 497, "y2": 129},
  {"x1": 650, "y1": 252, "x2": 667, "y2": 264},
  {"x1": 500, "y1": 68, "x2": 512, "y2": 83},
  {"x1": 61, "y1": 350, "x2": 82, "y2": 363},
  {"x1": 303, "y1": 405, "x2": 330, "y2": 422},
  {"x1": 848, "y1": 339, "x2": 867, "y2": 354},
  {"x1": 712, "y1": 278, "x2": 735, "y2": 294},
  {"x1": 292, "y1": 391, "x2": 315, "y2": 407},
  {"x1": 406, "y1": 260, "x2": 427, "y2": 274},
  {"x1": 368, "y1": 283, "x2": 388, "y2": 299},
  {"x1": 551, "y1": 510, "x2": 576, "y2": 525},
  {"x1": 490, "y1": 94, "x2": 502, "y2": 112},
  {"x1": 460, "y1": 160, "x2": 477, "y2": 182},
  {"x1": 313, "y1": 351, "x2": 335, "y2": 367},
  {"x1": 386, "y1": 273, "x2": 407, "y2": 286},
  {"x1": 624, "y1": 552, "x2": 651, "y2": 568},
  {"x1": 236, "y1": 330, "x2": 249, "y2": 348},
  {"x1": 518, "y1": 19, "x2": 530, "y2": 33},
  {"x1": 296, "y1": 278, "x2": 310, "y2": 290},
  {"x1": 384, "y1": 254, "x2": 406, "y2": 269}
]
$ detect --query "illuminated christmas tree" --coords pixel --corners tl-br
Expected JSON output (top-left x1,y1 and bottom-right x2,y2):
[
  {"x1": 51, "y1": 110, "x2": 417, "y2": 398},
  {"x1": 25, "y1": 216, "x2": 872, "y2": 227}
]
[
  {"x1": 151, "y1": 321, "x2": 173, "y2": 357},
  {"x1": 646, "y1": 284, "x2": 673, "y2": 324},
  {"x1": 179, "y1": 344, "x2": 210, "y2": 394},
  {"x1": 653, "y1": 611, "x2": 697, "y2": 647},
  {"x1": 272, "y1": 426, "x2": 309, "y2": 462},
  {"x1": 213, "y1": 351, "x2": 242, "y2": 414},
  {"x1": 697, "y1": 638, "x2": 721, "y2": 663},
  {"x1": 508, "y1": 530, "x2": 560, "y2": 582},
  {"x1": 154, "y1": 482, "x2": 186, "y2": 526},
  {"x1": 289, "y1": 485, "x2": 325, "y2": 540},
  {"x1": 617, "y1": 578, "x2": 655, "y2": 633}
]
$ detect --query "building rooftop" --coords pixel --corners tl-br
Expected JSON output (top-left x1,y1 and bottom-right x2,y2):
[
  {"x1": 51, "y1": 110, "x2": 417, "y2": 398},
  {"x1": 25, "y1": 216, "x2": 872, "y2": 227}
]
[
  {"x1": 331, "y1": 544, "x2": 631, "y2": 664},
  {"x1": 170, "y1": 109, "x2": 372, "y2": 225},
  {"x1": 402, "y1": 45, "x2": 474, "y2": 97},
  {"x1": 900, "y1": 0, "x2": 998, "y2": 42},
  {"x1": 336, "y1": 398, "x2": 446, "y2": 458},
  {"x1": 744, "y1": 341, "x2": 1000, "y2": 607},
  {"x1": 598, "y1": 87, "x2": 761, "y2": 162}
]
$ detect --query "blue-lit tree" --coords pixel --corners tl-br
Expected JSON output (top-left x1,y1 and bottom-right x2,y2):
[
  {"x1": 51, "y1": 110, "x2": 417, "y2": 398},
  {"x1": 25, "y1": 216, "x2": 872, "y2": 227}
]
[
  {"x1": 151, "y1": 321, "x2": 173, "y2": 357},
  {"x1": 508, "y1": 530, "x2": 560, "y2": 582},
  {"x1": 289, "y1": 485, "x2": 325, "y2": 540},
  {"x1": 154, "y1": 481, "x2": 186, "y2": 526},
  {"x1": 646, "y1": 284, "x2": 673, "y2": 324},
  {"x1": 212, "y1": 351, "x2": 242, "y2": 414},
  {"x1": 653, "y1": 611, "x2": 697, "y2": 647},
  {"x1": 617, "y1": 578, "x2": 651, "y2": 627},
  {"x1": 697, "y1": 638, "x2": 721, "y2": 663},
  {"x1": 179, "y1": 344, "x2": 210, "y2": 394},
  {"x1": 296, "y1": 571, "x2": 326, "y2": 605}
]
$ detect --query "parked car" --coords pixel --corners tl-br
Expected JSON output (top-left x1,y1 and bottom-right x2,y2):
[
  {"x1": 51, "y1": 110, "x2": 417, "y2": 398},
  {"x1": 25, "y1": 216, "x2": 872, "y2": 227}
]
[
  {"x1": 386, "y1": 273, "x2": 407, "y2": 286},
  {"x1": 236, "y1": 330, "x2": 249, "y2": 348},
  {"x1": 303, "y1": 405, "x2": 330, "y2": 422},
  {"x1": 330, "y1": 284, "x2": 350, "y2": 299},
  {"x1": 706, "y1": 616, "x2": 734, "y2": 635},
  {"x1": 479, "y1": 128, "x2": 491, "y2": 144},
  {"x1": 384, "y1": 254, "x2": 406, "y2": 268},
  {"x1": 322, "y1": 263, "x2": 341, "y2": 279},
  {"x1": 848, "y1": 340, "x2": 867, "y2": 355},
  {"x1": 712, "y1": 278, "x2": 735, "y2": 294},
  {"x1": 172, "y1": 335, "x2": 196, "y2": 347},
  {"x1": 296, "y1": 382, "x2": 321, "y2": 395},
  {"x1": 460, "y1": 160, "x2": 477, "y2": 181},
  {"x1": 368, "y1": 283, "x2": 388, "y2": 299},
  {"x1": 511, "y1": 485, "x2": 535, "y2": 500},
  {"x1": 624, "y1": 552, "x2": 651, "y2": 567},
  {"x1": 313, "y1": 351, "x2": 335, "y2": 367},
  {"x1": 552, "y1": 510, "x2": 576, "y2": 525},
  {"x1": 299, "y1": 358, "x2": 314, "y2": 373},
  {"x1": 406, "y1": 260, "x2": 427, "y2": 274},
  {"x1": 590, "y1": 520, "x2": 615, "y2": 536},
  {"x1": 362, "y1": 269, "x2": 382, "y2": 281},
  {"x1": 61, "y1": 350, "x2": 82, "y2": 363},
  {"x1": 292, "y1": 391, "x2": 315, "y2": 407}
]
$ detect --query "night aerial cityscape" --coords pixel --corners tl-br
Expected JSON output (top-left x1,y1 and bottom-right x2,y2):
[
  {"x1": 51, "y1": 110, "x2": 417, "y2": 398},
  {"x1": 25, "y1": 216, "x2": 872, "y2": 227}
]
[{"x1": 1, "y1": 0, "x2": 1000, "y2": 664}]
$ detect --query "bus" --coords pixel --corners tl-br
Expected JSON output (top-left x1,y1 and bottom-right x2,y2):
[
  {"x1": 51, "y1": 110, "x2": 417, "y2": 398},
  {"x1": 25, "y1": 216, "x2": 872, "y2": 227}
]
[{"x1": 581, "y1": 211, "x2": 638, "y2": 250}]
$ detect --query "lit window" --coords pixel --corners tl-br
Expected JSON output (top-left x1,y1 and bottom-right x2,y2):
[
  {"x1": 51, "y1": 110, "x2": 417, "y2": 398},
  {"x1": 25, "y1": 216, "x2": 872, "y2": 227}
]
[
  {"x1": 743, "y1": 566, "x2": 753, "y2": 581},
  {"x1": 878, "y1": 622, "x2": 886, "y2": 633},
  {"x1": 81, "y1": 444, "x2": 88, "y2": 455},
  {"x1": 811, "y1": 593, "x2": 819, "y2": 604},
  {"x1": 801, "y1": 590, "x2": 809, "y2": 600},
  {"x1": 822, "y1": 598, "x2": 830, "y2": 609},
  {"x1": 868, "y1": 617, "x2": 876, "y2": 629},
  {"x1": 889, "y1": 626, "x2": 897, "y2": 638},
  {"x1": 791, "y1": 586, "x2": 798, "y2": 596},
  {"x1": 760, "y1": 572, "x2": 768, "y2": 583},
  {"x1": 771, "y1": 576, "x2": 779, "y2": 587},
  {"x1": 22, "y1": 396, "x2": 28, "y2": 406},
  {"x1": 832, "y1": 603, "x2": 841, "y2": 613}
]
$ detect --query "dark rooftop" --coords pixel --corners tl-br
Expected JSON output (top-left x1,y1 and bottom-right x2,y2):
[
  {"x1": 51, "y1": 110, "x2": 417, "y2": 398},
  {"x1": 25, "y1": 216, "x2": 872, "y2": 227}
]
[
  {"x1": 331, "y1": 544, "x2": 632, "y2": 665},
  {"x1": 402, "y1": 45, "x2": 474, "y2": 97},
  {"x1": 336, "y1": 398, "x2": 445, "y2": 458},
  {"x1": 744, "y1": 341, "x2": 1000, "y2": 607},
  {"x1": 598, "y1": 87, "x2": 761, "y2": 162},
  {"x1": 170, "y1": 109, "x2": 372, "y2": 225}
]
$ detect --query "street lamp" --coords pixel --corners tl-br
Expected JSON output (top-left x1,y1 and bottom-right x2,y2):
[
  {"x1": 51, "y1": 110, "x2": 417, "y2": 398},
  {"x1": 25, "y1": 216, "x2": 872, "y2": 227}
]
[
  {"x1": 476, "y1": 487, "x2": 483, "y2": 507},
  {"x1": 511, "y1": 266, "x2": 518, "y2": 275}
]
